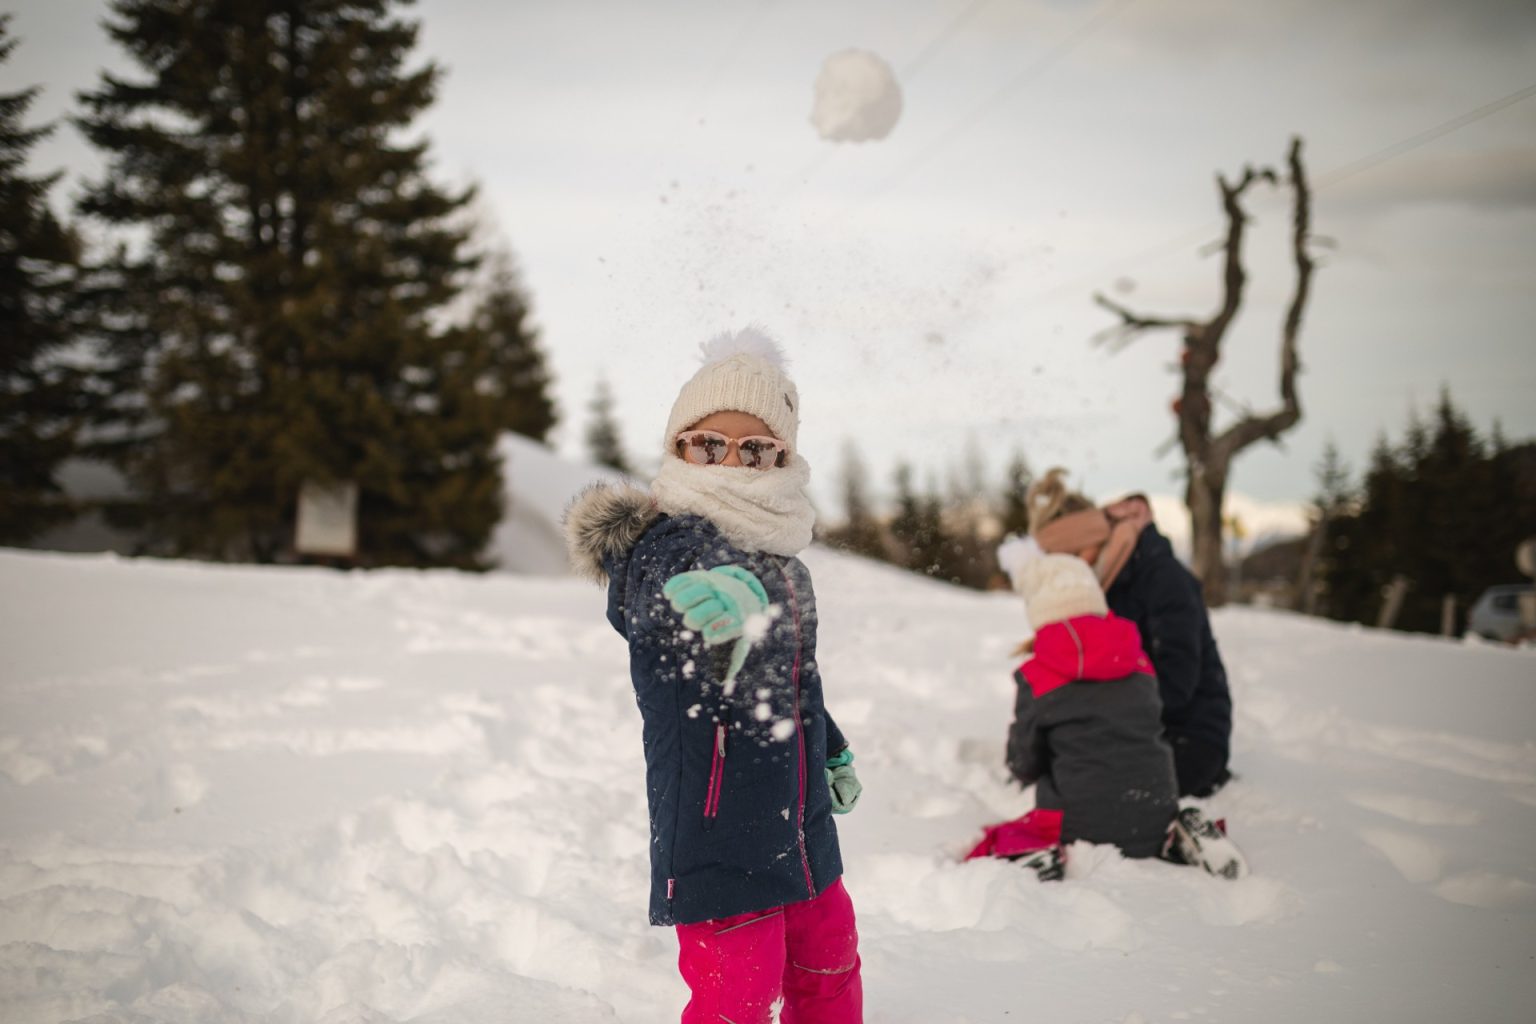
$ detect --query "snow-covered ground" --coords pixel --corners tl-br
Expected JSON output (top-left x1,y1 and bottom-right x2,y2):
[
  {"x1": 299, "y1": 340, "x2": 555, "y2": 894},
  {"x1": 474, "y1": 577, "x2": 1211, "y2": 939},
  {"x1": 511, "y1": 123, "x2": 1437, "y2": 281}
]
[{"x1": 2, "y1": 546, "x2": 1534, "y2": 1023}]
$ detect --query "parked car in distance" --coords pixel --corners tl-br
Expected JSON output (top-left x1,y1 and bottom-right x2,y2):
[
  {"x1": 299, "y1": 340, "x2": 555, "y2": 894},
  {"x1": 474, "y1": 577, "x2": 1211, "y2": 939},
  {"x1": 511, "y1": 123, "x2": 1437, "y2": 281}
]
[{"x1": 1467, "y1": 584, "x2": 1535, "y2": 642}]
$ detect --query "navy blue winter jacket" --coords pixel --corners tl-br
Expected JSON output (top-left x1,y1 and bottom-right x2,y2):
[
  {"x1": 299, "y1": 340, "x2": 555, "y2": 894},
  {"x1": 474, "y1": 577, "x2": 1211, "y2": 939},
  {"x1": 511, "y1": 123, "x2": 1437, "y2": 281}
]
[
  {"x1": 1105, "y1": 525, "x2": 1233, "y2": 766},
  {"x1": 599, "y1": 510, "x2": 846, "y2": 926}
]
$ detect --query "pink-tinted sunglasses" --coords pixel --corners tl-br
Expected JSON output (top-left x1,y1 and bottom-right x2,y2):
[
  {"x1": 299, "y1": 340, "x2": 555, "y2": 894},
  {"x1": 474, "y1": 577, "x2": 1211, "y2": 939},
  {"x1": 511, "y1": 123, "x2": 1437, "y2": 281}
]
[{"x1": 674, "y1": 430, "x2": 788, "y2": 470}]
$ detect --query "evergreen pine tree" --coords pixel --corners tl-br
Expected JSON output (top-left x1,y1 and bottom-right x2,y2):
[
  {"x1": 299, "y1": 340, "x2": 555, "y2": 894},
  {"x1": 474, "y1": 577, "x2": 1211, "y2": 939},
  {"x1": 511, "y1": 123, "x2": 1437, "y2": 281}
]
[
  {"x1": 1493, "y1": 436, "x2": 1536, "y2": 578},
  {"x1": 0, "y1": 17, "x2": 83, "y2": 544},
  {"x1": 1311, "y1": 440, "x2": 1349, "y2": 516},
  {"x1": 999, "y1": 447, "x2": 1033, "y2": 537},
  {"x1": 1305, "y1": 440, "x2": 1351, "y2": 614},
  {"x1": 889, "y1": 462, "x2": 924, "y2": 570},
  {"x1": 829, "y1": 440, "x2": 886, "y2": 560},
  {"x1": 1322, "y1": 435, "x2": 1396, "y2": 625},
  {"x1": 586, "y1": 377, "x2": 631, "y2": 474},
  {"x1": 1318, "y1": 392, "x2": 1533, "y2": 636},
  {"x1": 889, "y1": 462, "x2": 950, "y2": 580},
  {"x1": 74, "y1": 0, "x2": 498, "y2": 566},
  {"x1": 459, "y1": 253, "x2": 556, "y2": 442},
  {"x1": 938, "y1": 437, "x2": 995, "y2": 589},
  {"x1": 918, "y1": 480, "x2": 962, "y2": 584},
  {"x1": 1420, "y1": 389, "x2": 1496, "y2": 633}
]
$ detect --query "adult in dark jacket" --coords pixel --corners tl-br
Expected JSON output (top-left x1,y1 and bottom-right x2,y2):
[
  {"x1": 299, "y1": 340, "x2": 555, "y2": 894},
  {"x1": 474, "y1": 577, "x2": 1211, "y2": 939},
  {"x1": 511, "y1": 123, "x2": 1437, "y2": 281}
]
[
  {"x1": 1104, "y1": 522, "x2": 1233, "y2": 797},
  {"x1": 564, "y1": 328, "x2": 863, "y2": 1024},
  {"x1": 1005, "y1": 554, "x2": 1179, "y2": 858},
  {"x1": 1013, "y1": 469, "x2": 1234, "y2": 797}
]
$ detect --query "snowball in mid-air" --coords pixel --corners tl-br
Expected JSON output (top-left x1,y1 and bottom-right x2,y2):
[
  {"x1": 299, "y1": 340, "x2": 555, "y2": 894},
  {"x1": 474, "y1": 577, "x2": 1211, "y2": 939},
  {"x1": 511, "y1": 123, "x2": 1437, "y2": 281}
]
[{"x1": 810, "y1": 49, "x2": 903, "y2": 143}]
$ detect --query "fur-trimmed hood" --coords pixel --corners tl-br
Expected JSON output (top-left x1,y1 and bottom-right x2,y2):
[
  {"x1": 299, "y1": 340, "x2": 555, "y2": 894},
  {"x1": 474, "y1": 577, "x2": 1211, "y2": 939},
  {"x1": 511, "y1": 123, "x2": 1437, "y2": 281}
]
[{"x1": 563, "y1": 482, "x2": 659, "y2": 584}]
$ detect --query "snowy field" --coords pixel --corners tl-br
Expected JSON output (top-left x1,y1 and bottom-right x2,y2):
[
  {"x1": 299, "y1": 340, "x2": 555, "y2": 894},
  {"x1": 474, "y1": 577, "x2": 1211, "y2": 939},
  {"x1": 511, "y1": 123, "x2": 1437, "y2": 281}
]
[{"x1": 2, "y1": 546, "x2": 1535, "y2": 1023}]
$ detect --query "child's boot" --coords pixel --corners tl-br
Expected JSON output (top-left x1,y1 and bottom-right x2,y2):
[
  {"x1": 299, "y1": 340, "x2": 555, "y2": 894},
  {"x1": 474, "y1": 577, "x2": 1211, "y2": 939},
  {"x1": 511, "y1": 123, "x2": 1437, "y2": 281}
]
[
  {"x1": 1164, "y1": 805, "x2": 1249, "y2": 879},
  {"x1": 1010, "y1": 844, "x2": 1065, "y2": 882}
]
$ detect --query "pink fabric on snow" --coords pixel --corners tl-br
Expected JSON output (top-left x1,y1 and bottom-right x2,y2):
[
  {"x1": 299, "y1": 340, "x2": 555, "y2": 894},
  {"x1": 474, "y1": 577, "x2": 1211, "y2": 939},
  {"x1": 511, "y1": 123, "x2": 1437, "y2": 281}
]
[
  {"x1": 964, "y1": 808, "x2": 1065, "y2": 861},
  {"x1": 675, "y1": 878, "x2": 862, "y2": 1024}
]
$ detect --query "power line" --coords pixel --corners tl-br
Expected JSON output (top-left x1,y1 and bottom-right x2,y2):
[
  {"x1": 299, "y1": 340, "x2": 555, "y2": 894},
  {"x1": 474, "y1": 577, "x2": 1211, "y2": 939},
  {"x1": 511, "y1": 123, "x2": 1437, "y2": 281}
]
[
  {"x1": 1312, "y1": 81, "x2": 1536, "y2": 190},
  {"x1": 1024, "y1": 80, "x2": 1536, "y2": 308},
  {"x1": 900, "y1": 0, "x2": 995, "y2": 79},
  {"x1": 869, "y1": 0, "x2": 1138, "y2": 199},
  {"x1": 697, "y1": 0, "x2": 779, "y2": 95}
]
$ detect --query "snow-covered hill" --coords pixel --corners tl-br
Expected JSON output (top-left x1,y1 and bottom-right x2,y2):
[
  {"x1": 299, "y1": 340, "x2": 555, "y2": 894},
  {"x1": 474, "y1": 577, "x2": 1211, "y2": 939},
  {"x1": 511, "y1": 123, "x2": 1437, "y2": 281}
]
[
  {"x1": 489, "y1": 433, "x2": 625, "y2": 574},
  {"x1": 2, "y1": 547, "x2": 1533, "y2": 1023}
]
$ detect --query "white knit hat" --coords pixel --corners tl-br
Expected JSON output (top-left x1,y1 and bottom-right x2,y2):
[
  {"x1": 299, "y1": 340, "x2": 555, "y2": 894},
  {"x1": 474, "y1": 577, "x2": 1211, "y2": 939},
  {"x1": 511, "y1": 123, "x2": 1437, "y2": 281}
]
[
  {"x1": 1019, "y1": 553, "x2": 1108, "y2": 630},
  {"x1": 663, "y1": 328, "x2": 800, "y2": 453}
]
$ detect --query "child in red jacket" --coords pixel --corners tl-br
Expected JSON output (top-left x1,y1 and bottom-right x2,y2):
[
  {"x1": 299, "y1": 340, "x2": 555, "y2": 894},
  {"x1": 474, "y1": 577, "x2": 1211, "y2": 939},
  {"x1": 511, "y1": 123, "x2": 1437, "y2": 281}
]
[
  {"x1": 994, "y1": 552, "x2": 1178, "y2": 860},
  {"x1": 969, "y1": 551, "x2": 1247, "y2": 878}
]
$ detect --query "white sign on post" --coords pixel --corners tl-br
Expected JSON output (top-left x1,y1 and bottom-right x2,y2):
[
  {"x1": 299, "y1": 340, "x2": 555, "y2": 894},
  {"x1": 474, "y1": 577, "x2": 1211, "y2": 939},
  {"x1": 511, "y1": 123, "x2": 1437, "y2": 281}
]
[{"x1": 295, "y1": 480, "x2": 359, "y2": 558}]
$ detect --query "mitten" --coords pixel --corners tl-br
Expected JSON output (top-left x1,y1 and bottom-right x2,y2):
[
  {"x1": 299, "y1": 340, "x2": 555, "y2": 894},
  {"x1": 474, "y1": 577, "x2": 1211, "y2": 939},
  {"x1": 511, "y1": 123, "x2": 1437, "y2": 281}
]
[
  {"x1": 662, "y1": 566, "x2": 770, "y2": 647},
  {"x1": 825, "y1": 748, "x2": 861, "y2": 814}
]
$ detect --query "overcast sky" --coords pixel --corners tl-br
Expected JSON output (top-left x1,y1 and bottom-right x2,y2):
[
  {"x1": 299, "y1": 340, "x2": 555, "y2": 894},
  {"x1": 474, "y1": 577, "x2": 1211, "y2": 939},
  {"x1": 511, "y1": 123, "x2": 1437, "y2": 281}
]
[{"x1": 8, "y1": 0, "x2": 1536, "y2": 518}]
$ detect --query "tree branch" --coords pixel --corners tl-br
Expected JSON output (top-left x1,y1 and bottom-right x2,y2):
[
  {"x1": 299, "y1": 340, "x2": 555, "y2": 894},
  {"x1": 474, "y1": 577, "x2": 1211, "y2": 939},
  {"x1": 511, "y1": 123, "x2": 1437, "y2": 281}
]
[
  {"x1": 1212, "y1": 138, "x2": 1311, "y2": 462},
  {"x1": 1090, "y1": 292, "x2": 1199, "y2": 351},
  {"x1": 1204, "y1": 166, "x2": 1270, "y2": 352}
]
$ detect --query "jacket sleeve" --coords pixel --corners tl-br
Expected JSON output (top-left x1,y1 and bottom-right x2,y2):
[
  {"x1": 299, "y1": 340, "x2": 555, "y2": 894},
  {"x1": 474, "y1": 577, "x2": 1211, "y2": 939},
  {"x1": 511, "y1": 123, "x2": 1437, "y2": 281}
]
[
  {"x1": 824, "y1": 709, "x2": 848, "y2": 759},
  {"x1": 603, "y1": 551, "x2": 633, "y2": 638},
  {"x1": 1005, "y1": 670, "x2": 1047, "y2": 786},
  {"x1": 1142, "y1": 559, "x2": 1207, "y2": 717},
  {"x1": 620, "y1": 525, "x2": 710, "y2": 667}
]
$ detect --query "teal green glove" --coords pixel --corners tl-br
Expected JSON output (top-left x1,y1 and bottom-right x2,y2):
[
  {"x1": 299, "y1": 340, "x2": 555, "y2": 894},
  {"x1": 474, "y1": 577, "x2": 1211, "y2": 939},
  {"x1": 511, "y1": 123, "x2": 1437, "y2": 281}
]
[
  {"x1": 825, "y1": 748, "x2": 861, "y2": 815},
  {"x1": 662, "y1": 566, "x2": 770, "y2": 647}
]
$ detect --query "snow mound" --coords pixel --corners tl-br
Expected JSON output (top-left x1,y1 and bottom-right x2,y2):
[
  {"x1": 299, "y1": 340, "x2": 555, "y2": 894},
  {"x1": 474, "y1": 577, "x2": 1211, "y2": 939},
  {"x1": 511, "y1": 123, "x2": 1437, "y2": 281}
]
[{"x1": 490, "y1": 434, "x2": 628, "y2": 574}]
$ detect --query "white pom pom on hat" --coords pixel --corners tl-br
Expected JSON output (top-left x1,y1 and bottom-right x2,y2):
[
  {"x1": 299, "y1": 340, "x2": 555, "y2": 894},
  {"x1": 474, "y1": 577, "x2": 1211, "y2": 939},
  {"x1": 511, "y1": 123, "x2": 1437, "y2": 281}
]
[
  {"x1": 663, "y1": 327, "x2": 801, "y2": 453},
  {"x1": 996, "y1": 533, "x2": 1043, "y2": 593},
  {"x1": 697, "y1": 327, "x2": 790, "y2": 370},
  {"x1": 1019, "y1": 553, "x2": 1108, "y2": 631}
]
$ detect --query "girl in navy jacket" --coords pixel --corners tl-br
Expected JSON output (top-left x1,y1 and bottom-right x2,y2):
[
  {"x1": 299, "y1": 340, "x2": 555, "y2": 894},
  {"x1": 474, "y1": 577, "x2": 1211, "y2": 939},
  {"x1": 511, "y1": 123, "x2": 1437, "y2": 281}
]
[{"x1": 565, "y1": 329, "x2": 862, "y2": 1024}]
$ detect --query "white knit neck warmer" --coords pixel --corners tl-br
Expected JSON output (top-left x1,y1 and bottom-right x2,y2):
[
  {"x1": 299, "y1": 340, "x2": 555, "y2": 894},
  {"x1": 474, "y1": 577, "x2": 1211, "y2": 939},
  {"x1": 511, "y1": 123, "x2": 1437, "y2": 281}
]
[{"x1": 651, "y1": 455, "x2": 816, "y2": 557}]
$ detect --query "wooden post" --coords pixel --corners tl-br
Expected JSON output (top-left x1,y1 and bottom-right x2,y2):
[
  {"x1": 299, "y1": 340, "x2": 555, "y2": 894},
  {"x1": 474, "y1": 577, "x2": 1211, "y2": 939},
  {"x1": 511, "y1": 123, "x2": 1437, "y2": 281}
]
[
  {"x1": 1440, "y1": 594, "x2": 1457, "y2": 637},
  {"x1": 1377, "y1": 575, "x2": 1409, "y2": 630}
]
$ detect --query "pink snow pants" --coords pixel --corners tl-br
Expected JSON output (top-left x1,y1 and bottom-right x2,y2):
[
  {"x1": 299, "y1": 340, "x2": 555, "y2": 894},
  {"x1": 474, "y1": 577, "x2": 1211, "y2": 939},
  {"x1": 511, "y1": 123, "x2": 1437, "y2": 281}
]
[
  {"x1": 675, "y1": 878, "x2": 862, "y2": 1024},
  {"x1": 963, "y1": 807, "x2": 1064, "y2": 861}
]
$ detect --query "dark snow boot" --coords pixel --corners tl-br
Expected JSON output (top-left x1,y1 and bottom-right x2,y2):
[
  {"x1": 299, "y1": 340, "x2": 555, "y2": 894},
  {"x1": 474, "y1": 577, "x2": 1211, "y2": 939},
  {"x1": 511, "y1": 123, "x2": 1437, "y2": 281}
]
[
  {"x1": 1164, "y1": 806, "x2": 1249, "y2": 880},
  {"x1": 1008, "y1": 844, "x2": 1065, "y2": 882}
]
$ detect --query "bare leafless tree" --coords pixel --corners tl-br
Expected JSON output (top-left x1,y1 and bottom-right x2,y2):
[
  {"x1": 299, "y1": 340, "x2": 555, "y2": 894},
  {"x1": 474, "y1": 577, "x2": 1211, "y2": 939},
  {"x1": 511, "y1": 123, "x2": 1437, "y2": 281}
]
[{"x1": 1094, "y1": 137, "x2": 1316, "y2": 606}]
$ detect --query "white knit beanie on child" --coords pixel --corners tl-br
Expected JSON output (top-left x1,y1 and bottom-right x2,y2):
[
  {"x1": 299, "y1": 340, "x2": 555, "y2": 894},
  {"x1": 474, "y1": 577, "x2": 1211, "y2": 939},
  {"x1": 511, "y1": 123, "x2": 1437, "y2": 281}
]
[
  {"x1": 1019, "y1": 553, "x2": 1109, "y2": 630},
  {"x1": 663, "y1": 328, "x2": 800, "y2": 452}
]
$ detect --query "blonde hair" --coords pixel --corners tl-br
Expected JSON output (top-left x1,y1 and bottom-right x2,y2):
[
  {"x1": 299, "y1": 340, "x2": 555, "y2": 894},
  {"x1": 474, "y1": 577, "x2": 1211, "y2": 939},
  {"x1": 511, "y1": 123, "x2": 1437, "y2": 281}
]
[{"x1": 1025, "y1": 467, "x2": 1094, "y2": 536}]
